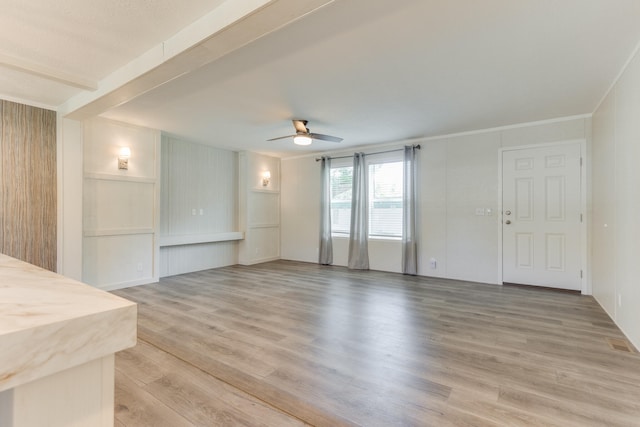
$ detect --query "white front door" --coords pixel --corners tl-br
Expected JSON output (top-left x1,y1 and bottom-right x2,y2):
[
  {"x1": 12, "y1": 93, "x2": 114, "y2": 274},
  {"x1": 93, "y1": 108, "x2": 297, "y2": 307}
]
[{"x1": 502, "y1": 143, "x2": 582, "y2": 290}]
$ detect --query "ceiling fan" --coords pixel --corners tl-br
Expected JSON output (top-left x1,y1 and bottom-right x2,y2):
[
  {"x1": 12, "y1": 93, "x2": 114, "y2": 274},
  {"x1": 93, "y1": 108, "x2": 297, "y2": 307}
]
[{"x1": 268, "y1": 120, "x2": 343, "y2": 145}]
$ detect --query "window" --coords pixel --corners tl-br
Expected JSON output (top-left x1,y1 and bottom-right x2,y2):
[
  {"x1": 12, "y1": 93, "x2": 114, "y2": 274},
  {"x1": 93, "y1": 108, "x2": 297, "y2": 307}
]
[
  {"x1": 368, "y1": 161, "x2": 403, "y2": 238},
  {"x1": 330, "y1": 165, "x2": 353, "y2": 234},
  {"x1": 329, "y1": 158, "x2": 403, "y2": 239}
]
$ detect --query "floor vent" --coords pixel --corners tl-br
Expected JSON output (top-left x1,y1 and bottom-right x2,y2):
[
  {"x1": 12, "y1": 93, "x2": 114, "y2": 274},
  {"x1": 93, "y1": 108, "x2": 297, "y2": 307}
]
[{"x1": 607, "y1": 337, "x2": 635, "y2": 353}]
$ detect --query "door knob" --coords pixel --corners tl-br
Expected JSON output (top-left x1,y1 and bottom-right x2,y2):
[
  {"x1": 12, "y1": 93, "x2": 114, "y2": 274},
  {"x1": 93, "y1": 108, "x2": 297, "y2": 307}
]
[
  {"x1": 505, "y1": 220, "x2": 511, "y2": 225},
  {"x1": 505, "y1": 210, "x2": 511, "y2": 215}
]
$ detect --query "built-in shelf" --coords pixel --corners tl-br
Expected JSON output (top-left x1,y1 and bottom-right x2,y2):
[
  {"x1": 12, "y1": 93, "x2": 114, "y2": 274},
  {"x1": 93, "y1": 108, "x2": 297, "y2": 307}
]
[{"x1": 159, "y1": 232, "x2": 244, "y2": 247}]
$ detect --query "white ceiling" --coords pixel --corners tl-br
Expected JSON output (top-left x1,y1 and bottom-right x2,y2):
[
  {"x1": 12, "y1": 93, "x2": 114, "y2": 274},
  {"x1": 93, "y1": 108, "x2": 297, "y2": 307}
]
[
  {"x1": 0, "y1": 0, "x2": 228, "y2": 105},
  {"x1": 2, "y1": 0, "x2": 640, "y2": 157}
]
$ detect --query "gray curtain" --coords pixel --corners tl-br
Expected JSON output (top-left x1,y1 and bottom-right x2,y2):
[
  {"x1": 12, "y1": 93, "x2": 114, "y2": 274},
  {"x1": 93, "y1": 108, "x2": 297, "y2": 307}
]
[
  {"x1": 402, "y1": 145, "x2": 418, "y2": 275},
  {"x1": 348, "y1": 152, "x2": 369, "y2": 269},
  {"x1": 319, "y1": 156, "x2": 333, "y2": 265}
]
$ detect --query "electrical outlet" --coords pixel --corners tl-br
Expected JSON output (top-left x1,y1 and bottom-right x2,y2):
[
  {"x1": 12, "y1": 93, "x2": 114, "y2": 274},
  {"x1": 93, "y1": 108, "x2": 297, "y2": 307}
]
[
  {"x1": 618, "y1": 294, "x2": 622, "y2": 307},
  {"x1": 199, "y1": 209, "x2": 204, "y2": 215},
  {"x1": 429, "y1": 258, "x2": 437, "y2": 269},
  {"x1": 136, "y1": 262, "x2": 143, "y2": 272},
  {"x1": 191, "y1": 208, "x2": 196, "y2": 216}
]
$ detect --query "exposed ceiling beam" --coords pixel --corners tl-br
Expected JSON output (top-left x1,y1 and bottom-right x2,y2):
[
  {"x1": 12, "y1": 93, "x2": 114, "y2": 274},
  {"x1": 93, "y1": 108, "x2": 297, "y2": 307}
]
[
  {"x1": 60, "y1": 0, "x2": 336, "y2": 120},
  {"x1": 0, "y1": 52, "x2": 97, "y2": 91}
]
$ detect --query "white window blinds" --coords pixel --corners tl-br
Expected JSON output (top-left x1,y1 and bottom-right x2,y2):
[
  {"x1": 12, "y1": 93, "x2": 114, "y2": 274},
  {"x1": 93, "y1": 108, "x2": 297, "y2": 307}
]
[
  {"x1": 330, "y1": 159, "x2": 404, "y2": 239},
  {"x1": 330, "y1": 166, "x2": 353, "y2": 234},
  {"x1": 368, "y1": 161, "x2": 403, "y2": 238}
]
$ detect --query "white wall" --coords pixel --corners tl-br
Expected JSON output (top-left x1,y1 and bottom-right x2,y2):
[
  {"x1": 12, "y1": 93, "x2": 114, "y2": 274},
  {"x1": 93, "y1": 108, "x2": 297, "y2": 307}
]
[
  {"x1": 592, "y1": 46, "x2": 640, "y2": 349},
  {"x1": 238, "y1": 151, "x2": 281, "y2": 265},
  {"x1": 592, "y1": 91, "x2": 616, "y2": 316},
  {"x1": 281, "y1": 156, "x2": 321, "y2": 263},
  {"x1": 281, "y1": 116, "x2": 590, "y2": 284},
  {"x1": 82, "y1": 118, "x2": 161, "y2": 290},
  {"x1": 57, "y1": 117, "x2": 83, "y2": 280},
  {"x1": 159, "y1": 136, "x2": 238, "y2": 277}
]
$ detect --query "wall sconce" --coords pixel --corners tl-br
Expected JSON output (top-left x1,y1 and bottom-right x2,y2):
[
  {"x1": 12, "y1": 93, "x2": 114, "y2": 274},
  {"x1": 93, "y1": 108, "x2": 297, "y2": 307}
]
[
  {"x1": 262, "y1": 170, "x2": 271, "y2": 187},
  {"x1": 118, "y1": 147, "x2": 131, "y2": 170}
]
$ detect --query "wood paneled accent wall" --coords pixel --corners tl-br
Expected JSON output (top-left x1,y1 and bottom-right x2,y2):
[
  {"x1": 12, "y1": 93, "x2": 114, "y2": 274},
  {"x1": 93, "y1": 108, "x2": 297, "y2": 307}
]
[
  {"x1": 159, "y1": 135, "x2": 239, "y2": 277},
  {"x1": 238, "y1": 151, "x2": 280, "y2": 265},
  {"x1": 82, "y1": 117, "x2": 160, "y2": 290},
  {"x1": 0, "y1": 100, "x2": 57, "y2": 271}
]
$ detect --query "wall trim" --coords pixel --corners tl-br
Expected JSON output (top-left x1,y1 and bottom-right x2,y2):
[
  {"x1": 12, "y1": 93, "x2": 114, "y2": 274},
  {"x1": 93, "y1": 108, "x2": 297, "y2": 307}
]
[
  {"x1": 593, "y1": 37, "x2": 640, "y2": 114},
  {"x1": 159, "y1": 232, "x2": 243, "y2": 247},
  {"x1": 56, "y1": 114, "x2": 64, "y2": 274},
  {"x1": 0, "y1": 93, "x2": 57, "y2": 111},
  {"x1": 239, "y1": 256, "x2": 280, "y2": 266},
  {"x1": 98, "y1": 277, "x2": 158, "y2": 291},
  {"x1": 249, "y1": 224, "x2": 280, "y2": 229},
  {"x1": 84, "y1": 228, "x2": 155, "y2": 237},
  {"x1": 84, "y1": 172, "x2": 156, "y2": 183},
  {"x1": 281, "y1": 114, "x2": 592, "y2": 161}
]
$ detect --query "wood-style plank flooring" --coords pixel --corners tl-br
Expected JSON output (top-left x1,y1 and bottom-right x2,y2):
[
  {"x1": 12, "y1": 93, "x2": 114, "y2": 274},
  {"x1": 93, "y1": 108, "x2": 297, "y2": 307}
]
[{"x1": 113, "y1": 261, "x2": 640, "y2": 426}]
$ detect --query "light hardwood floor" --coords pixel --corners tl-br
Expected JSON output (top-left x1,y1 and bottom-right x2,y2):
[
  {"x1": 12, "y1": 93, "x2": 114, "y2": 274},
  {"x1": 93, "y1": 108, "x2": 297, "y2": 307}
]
[{"x1": 113, "y1": 261, "x2": 640, "y2": 426}]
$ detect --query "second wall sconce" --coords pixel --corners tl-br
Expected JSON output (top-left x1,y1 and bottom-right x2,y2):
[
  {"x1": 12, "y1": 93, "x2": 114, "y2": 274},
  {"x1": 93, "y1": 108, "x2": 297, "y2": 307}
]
[
  {"x1": 118, "y1": 147, "x2": 131, "y2": 170},
  {"x1": 262, "y1": 170, "x2": 271, "y2": 187}
]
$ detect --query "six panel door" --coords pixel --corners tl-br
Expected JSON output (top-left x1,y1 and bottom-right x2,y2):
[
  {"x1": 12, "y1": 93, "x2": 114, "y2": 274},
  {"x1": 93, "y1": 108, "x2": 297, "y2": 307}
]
[{"x1": 502, "y1": 143, "x2": 582, "y2": 290}]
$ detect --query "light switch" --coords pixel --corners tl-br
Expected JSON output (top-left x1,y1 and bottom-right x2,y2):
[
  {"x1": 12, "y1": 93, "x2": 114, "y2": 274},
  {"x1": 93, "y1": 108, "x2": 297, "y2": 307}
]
[
  {"x1": 485, "y1": 208, "x2": 493, "y2": 216},
  {"x1": 192, "y1": 209, "x2": 196, "y2": 216},
  {"x1": 475, "y1": 208, "x2": 485, "y2": 216}
]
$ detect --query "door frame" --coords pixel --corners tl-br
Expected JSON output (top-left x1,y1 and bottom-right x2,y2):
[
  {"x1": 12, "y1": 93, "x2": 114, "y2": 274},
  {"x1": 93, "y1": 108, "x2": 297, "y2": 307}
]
[{"x1": 497, "y1": 139, "x2": 589, "y2": 294}]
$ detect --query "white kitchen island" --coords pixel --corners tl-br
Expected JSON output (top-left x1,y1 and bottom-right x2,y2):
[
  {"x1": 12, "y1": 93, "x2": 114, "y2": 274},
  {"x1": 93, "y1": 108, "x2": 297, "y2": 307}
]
[{"x1": 0, "y1": 254, "x2": 137, "y2": 427}]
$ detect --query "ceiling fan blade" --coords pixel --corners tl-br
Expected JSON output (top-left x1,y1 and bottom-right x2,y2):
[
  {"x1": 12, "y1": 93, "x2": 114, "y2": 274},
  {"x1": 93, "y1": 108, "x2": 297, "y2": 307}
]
[
  {"x1": 267, "y1": 134, "x2": 297, "y2": 141},
  {"x1": 309, "y1": 133, "x2": 343, "y2": 143},
  {"x1": 292, "y1": 119, "x2": 309, "y2": 134}
]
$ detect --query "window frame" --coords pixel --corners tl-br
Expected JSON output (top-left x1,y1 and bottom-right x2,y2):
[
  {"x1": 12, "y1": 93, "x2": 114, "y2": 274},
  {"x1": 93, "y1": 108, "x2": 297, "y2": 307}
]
[
  {"x1": 366, "y1": 153, "x2": 404, "y2": 240},
  {"x1": 328, "y1": 152, "x2": 404, "y2": 240},
  {"x1": 328, "y1": 158, "x2": 353, "y2": 237}
]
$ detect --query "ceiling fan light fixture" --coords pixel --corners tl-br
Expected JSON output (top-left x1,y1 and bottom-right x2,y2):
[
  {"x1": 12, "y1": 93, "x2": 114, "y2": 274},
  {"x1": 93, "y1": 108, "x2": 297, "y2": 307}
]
[
  {"x1": 294, "y1": 135, "x2": 312, "y2": 146},
  {"x1": 267, "y1": 120, "x2": 342, "y2": 144}
]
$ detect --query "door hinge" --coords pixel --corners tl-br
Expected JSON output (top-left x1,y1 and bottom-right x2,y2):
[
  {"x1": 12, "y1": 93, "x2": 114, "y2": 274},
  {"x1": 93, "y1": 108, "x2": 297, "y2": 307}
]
[
  {"x1": 580, "y1": 157, "x2": 583, "y2": 166},
  {"x1": 580, "y1": 214, "x2": 583, "y2": 223},
  {"x1": 580, "y1": 270, "x2": 583, "y2": 279}
]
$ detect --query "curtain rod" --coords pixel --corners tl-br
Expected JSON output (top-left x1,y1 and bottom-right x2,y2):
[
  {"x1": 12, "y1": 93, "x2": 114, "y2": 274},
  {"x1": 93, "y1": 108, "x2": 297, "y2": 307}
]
[{"x1": 315, "y1": 144, "x2": 421, "y2": 162}]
